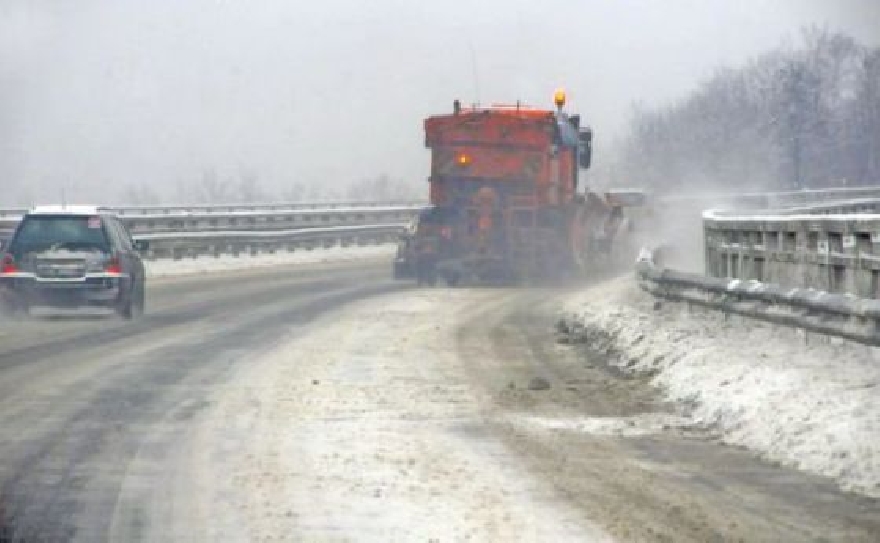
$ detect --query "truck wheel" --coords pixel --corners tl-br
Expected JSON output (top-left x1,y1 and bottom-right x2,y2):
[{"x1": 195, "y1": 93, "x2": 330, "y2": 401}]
[{"x1": 417, "y1": 262, "x2": 437, "y2": 287}]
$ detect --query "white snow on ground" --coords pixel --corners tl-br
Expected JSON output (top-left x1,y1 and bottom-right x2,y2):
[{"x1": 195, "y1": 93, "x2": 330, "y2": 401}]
[
  {"x1": 145, "y1": 243, "x2": 395, "y2": 278},
  {"x1": 564, "y1": 276, "x2": 880, "y2": 498}
]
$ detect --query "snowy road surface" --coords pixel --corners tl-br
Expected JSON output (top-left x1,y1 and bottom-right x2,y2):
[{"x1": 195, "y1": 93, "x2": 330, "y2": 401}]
[{"x1": 0, "y1": 261, "x2": 878, "y2": 541}]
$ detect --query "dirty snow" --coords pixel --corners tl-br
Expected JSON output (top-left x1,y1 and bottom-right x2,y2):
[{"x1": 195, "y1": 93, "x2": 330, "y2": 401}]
[
  {"x1": 188, "y1": 289, "x2": 613, "y2": 541},
  {"x1": 564, "y1": 276, "x2": 880, "y2": 498},
  {"x1": 145, "y1": 243, "x2": 395, "y2": 278},
  {"x1": 505, "y1": 412, "x2": 694, "y2": 437}
]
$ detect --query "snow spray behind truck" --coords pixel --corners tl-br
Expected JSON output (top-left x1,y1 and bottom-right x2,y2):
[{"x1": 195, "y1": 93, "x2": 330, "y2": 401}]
[{"x1": 394, "y1": 90, "x2": 641, "y2": 285}]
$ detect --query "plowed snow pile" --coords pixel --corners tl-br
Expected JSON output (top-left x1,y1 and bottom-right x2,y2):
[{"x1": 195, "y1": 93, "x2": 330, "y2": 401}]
[{"x1": 564, "y1": 276, "x2": 880, "y2": 498}]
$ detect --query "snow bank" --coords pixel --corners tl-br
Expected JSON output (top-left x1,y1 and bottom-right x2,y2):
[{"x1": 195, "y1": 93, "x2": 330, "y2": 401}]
[
  {"x1": 145, "y1": 244, "x2": 395, "y2": 278},
  {"x1": 563, "y1": 276, "x2": 880, "y2": 498}
]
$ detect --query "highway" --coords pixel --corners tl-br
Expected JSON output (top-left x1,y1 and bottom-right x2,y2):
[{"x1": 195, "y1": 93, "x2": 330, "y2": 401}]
[
  {"x1": 0, "y1": 261, "x2": 398, "y2": 541},
  {"x1": 0, "y1": 259, "x2": 877, "y2": 541}
]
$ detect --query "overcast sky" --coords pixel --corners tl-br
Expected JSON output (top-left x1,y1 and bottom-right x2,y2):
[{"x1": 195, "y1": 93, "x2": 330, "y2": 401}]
[{"x1": 1, "y1": 0, "x2": 878, "y2": 204}]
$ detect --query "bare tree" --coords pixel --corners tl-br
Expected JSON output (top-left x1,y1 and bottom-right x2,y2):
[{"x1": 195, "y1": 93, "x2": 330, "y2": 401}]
[
  {"x1": 346, "y1": 174, "x2": 421, "y2": 201},
  {"x1": 195, "y1": 169, "x2": 231, "y2": 203},
  {"x1": 120, "y1": 183, "x2": 161, "y2": 205},
  {"x1": 236, "y1": 170, "x2": 266, "y2": 203},
  {"x1": 616, "y1": 28, "x2": 879, "y2": 193}
]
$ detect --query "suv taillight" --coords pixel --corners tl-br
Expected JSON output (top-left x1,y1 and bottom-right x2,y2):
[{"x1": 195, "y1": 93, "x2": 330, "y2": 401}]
[
  {"x1": 1, "y1": 254, "x2": 17, "y2": 274},
  {"x1": 105, "y1": 256, "x2": 122, "y2": 275}
]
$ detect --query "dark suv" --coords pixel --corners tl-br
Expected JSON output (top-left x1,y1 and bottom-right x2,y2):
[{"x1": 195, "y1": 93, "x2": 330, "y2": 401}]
[{"x1": 0, "y1": 206, "x2": 148, "y2": 319}]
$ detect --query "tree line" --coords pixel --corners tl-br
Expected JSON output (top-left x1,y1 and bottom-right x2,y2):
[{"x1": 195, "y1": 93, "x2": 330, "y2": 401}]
[
  {"x1": 612, "y1": 28, "x2": 880, "y2": 193},
  {"x1": 120, "y1": 171, "x2": 422, "y2": 205}
]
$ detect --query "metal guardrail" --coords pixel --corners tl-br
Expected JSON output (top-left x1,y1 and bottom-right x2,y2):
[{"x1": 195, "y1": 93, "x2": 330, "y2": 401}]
[
  {"x1": 114, "y1": 199, "x2": 425, "y2": 215},
  {"x1": 0, "y1": 200, "x2": 426, "y2": 219},
  {"x1": 0, "y1": 205, "x2": 423, "y2": 233},
  {"x1": 136, "y1": 223, "x2": 404, "y2": 241},
  {"x1": 743, "y1": 198, "x2": 880, "y2": 217},
  {"x1": 636, "y1": 248, "x2": 880, "y2": 347},
  {"x1": 4, "y1": 186, "x2": 876, "y2": 217},
  {"x1": 121, "y1": 206, "x2": 420, "y2": 235},
  {"x1": 0, "y1": 202, "x2": 421, "y2": 259},
  {"x1": 632, "y1": 187, "x2": 880, "y2": 345},
  {"x1": 138, "y1": 224, "x2": 407, "y2": 260},
  {"x1": 660, "y1": 185, "x2": 880, "y2": 210}
]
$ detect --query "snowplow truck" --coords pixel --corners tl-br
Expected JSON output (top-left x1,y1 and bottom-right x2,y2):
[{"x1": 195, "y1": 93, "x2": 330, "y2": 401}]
[{"x1": 394, "y1": 91, "x2": 630, "y2": 285}]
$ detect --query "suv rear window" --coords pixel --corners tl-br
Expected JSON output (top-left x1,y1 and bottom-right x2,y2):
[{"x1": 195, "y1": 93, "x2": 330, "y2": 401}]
[{"x1": 10, "y1": 215, "x2": 111, "y2": 255}]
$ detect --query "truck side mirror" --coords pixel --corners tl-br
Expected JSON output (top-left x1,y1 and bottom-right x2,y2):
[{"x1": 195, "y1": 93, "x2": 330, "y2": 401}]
[{"x1": 578, "y1": 127, "x2": 593, "y2": 169}]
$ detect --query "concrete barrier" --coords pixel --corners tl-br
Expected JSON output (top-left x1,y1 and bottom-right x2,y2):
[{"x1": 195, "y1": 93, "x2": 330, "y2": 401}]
[{"x1": 703, "y1": 209, "x2": 880, "y2": 298}]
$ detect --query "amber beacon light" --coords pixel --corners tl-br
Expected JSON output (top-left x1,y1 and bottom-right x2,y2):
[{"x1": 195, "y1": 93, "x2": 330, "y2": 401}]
[{"x1": 554, "y1": 88, "x2": 566, "y2": 109}]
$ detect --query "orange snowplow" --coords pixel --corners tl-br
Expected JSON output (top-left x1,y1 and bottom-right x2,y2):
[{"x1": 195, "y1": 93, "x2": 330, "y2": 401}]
[{"x1": 394, "y1": 91, "x2": 641, "y2": 285}]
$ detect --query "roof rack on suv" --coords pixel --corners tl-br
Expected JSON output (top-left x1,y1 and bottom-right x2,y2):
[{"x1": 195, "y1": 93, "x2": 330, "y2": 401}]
[{"x1": 29, "y1": 205, "x2": 110, "y2": 215}]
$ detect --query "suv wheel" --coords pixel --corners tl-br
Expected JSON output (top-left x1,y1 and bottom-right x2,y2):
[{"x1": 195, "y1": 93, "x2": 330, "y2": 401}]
[
  {"x1": 117, "y1": 282, "x2": 142, "y2": 320},
  {"x1": 133, "y1": 281, "x2": 145, "y2": 317},
  {"x1": 117, "y1": 295, "x2": 133, "y2": 320}
]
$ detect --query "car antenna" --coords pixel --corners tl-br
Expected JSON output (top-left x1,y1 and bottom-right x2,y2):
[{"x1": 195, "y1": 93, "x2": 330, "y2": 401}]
[{"x1": 61, "y1": 186, "x2": 66, "y2": 209}]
